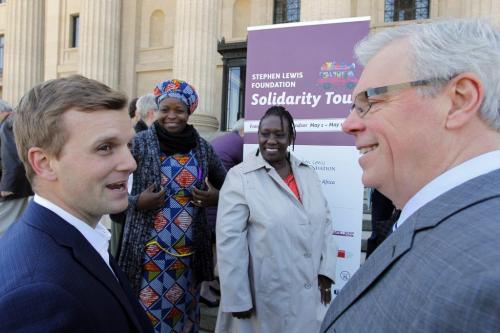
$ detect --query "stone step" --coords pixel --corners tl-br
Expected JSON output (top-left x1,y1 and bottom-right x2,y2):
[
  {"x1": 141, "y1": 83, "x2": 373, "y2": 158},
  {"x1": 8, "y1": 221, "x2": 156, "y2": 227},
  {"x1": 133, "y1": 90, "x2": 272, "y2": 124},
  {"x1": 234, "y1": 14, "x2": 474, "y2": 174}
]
[{"x1": 200, "y1": 303, "x2": 218, "y2": 332}]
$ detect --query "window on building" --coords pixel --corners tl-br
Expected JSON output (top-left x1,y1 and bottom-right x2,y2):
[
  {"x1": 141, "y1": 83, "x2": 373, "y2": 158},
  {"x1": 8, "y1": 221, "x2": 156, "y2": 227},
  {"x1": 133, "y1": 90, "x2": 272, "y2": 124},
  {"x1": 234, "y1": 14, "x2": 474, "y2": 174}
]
[
  {"x1": 70, "y1": 14, "x2": 80, "y2": 48},
  {"x1": 273, "y1": 0, "x2": 300, "y2": 24},
  {"x1": 0, "y1": 35, "x2": 4, "y2": 75},
  {"x1": 225, "y1": 66, "x2": 246, "y2": 129},
  {"x1": 384, "y1": 0, "x2": 429, "y2": 23},
  {"x1": 149, "y1": 10, "x2": 165, "y2": 48},
  {"x1": 218, "y1": 39, "x2": 247, "y2": 131}
]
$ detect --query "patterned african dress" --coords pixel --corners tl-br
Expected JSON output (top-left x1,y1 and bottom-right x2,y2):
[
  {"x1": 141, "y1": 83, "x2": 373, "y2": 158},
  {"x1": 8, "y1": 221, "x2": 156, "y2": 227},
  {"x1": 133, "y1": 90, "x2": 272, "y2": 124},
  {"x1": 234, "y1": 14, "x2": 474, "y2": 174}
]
[{"x1": 139, "y1": 150, "x2": 202, "y2": 333}]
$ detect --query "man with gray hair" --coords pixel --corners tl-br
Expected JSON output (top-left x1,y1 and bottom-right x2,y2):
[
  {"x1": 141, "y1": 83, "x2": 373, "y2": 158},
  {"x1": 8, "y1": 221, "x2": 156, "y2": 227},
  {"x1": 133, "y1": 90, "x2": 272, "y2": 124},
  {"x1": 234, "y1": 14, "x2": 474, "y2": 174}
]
[
  {"x1": 134, "y1": 93, "x2": 157, "y2": 132},
  {"x1": 321, "y1": 19, "x2": 500, "y2": 332}
]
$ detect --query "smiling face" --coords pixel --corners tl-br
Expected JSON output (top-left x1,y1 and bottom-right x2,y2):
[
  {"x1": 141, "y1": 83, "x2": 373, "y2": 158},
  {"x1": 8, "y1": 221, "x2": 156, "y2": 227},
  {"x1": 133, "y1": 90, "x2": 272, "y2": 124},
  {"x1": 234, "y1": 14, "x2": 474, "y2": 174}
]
[
  {"x1": 47, "y1": 108, "x2": 137, "y2": 223},
  {"x1": 156, "y1": 97, "x2": 190, "y2": 134},
  {"x1": 258, "y1": 115, "x2": 291, "y2": 166},
  {"x1": 342, "y1": 39, "x2": 449, "y2": 206}
]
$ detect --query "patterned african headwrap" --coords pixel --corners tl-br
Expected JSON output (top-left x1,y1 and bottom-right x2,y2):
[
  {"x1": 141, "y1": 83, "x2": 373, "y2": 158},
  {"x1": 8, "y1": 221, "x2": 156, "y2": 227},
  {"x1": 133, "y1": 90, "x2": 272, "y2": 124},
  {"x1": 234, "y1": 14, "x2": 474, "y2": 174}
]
[{"x1": 153, "y1": 79, "x2": 199, "y2": 114}]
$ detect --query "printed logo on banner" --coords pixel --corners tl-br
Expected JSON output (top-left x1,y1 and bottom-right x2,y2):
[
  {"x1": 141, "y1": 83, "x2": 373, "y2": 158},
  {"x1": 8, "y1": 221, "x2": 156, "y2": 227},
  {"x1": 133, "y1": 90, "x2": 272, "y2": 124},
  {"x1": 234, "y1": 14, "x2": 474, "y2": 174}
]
[
  {"x1": 333, "y1": 230, "x2": 355, "y2": 237},
  {"x1": 340, "y1": 271, "x2": 351, "y2": 281},
  {"x1": 318, "y1": 60, "x2": 358, "y2": 90}
]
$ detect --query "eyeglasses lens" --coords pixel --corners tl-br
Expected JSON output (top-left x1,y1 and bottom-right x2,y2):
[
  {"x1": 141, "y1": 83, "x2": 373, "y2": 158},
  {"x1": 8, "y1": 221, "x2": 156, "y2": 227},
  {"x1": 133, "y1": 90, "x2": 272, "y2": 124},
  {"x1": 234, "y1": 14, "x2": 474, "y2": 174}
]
[{"x1": 352, "y1": 92, "x2": 368, "y2": 117}]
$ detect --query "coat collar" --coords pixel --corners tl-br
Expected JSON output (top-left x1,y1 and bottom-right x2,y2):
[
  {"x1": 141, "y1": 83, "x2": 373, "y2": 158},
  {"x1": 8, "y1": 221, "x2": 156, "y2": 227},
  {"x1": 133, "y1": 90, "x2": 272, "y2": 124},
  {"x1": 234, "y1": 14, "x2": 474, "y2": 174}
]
[
  {"x1": 323, "y1": 168, "x2": 500, "y2": 330},
  {"x1": 240, "y1": 150, "x2": 308, "y2": 174},
  {"x1": 23, "y1": 202, "x2": 146, "y2": 333},
  {"x1": 241, "y1": 151, "x2": 310, "y2": 206}
]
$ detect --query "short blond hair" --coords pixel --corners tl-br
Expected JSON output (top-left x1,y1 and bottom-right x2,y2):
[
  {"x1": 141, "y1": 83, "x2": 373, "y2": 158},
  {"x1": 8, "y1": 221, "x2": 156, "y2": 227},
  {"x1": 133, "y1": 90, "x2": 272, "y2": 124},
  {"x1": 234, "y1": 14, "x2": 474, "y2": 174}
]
[{"x1": 14, "y1": 75, "x2": 128, "y2": 181}]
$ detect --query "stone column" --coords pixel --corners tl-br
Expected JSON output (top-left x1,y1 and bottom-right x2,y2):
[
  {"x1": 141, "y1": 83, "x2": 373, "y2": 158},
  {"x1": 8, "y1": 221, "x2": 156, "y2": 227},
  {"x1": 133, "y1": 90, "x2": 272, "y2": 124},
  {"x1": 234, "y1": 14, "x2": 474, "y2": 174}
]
[
  {"x1": 3, "y1": 0, "x2": 45, "y2": 106},
  {"x1": 300, "y1": 0, "x2": 351, "y2": 21},
  {"x1": 79, "y1": 0, "x2": 121, "y2": 89},
  {"x1": 173, "y1": 0, "x2": 221, "y2": 133}
]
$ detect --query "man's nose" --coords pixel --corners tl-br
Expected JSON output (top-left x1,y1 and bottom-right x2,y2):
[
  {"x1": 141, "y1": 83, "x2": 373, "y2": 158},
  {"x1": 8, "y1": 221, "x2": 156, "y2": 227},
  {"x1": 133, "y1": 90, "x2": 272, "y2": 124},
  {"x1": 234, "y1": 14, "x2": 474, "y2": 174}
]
[
  {"x1": 342, "y1": 111, "x2": 364, "y2": 135},
  {"x1": 119, "y1": 148, "x2": 137, "y2": 173}
]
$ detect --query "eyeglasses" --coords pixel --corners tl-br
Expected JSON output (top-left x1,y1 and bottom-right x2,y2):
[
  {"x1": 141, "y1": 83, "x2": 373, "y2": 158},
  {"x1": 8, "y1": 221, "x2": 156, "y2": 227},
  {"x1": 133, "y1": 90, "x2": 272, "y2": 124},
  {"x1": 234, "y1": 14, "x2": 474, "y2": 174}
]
[{"x1": 350, "y1": 79, "x2": 437, "y2": 118}]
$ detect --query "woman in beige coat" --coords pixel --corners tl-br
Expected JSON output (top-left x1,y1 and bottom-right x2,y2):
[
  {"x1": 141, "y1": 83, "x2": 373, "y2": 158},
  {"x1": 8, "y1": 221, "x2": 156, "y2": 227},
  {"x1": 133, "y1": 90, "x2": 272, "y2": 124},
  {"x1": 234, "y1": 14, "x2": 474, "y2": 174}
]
[{"x1": 215, "y1": 106, "x2": 337, "y2": 333}]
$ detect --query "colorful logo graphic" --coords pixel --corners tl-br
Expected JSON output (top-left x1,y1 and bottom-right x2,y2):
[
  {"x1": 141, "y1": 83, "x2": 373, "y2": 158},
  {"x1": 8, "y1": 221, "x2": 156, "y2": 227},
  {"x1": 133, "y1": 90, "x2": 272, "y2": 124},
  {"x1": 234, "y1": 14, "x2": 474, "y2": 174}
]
[{"x1": 318, "y1": 60, "x2": 358, "y2": 90}]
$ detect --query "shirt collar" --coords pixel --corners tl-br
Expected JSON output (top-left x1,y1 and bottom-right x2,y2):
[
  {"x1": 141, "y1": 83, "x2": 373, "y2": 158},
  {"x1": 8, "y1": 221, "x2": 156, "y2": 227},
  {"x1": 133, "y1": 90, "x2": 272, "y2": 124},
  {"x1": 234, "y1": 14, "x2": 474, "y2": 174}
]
[
  {"x1": 33, "y1": 194, "x2": 111, "y2": 264},
  {"x1": 397, "y1": 150, "x2": 500, "y2": 228}
]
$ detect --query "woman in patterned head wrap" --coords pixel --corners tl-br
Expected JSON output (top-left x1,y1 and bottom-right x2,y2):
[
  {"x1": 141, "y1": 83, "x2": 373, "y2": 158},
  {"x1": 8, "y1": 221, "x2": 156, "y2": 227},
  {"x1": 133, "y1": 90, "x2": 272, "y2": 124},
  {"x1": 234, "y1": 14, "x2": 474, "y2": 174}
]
[{"x1": 118, "y1": 79, "x2": 227, "y2": 333}]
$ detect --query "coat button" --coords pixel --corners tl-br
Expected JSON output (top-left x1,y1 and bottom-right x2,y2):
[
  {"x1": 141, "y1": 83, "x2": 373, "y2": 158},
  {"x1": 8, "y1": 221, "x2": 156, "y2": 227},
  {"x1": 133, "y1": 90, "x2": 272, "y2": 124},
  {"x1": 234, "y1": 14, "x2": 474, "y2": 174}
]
[{"x1": 304, "y1": 283, "x2": 311, "y2": 289}]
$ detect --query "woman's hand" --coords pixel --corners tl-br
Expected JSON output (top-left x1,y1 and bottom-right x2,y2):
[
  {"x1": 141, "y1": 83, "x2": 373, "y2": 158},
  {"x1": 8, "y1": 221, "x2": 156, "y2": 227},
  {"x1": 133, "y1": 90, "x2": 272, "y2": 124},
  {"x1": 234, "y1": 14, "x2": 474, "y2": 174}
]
[
  {"x1": 318, "y1": 274, "x2": 333, "y2": 305},
  {"x1": 192, "y1": 177, "x2": 219, "y2": 207},
  {"x1": 232, "y1": 308, "x2": 254, "y2": 319},
  {"x1": 136, "y1": 184, "x2": 165, "y2": 211}
]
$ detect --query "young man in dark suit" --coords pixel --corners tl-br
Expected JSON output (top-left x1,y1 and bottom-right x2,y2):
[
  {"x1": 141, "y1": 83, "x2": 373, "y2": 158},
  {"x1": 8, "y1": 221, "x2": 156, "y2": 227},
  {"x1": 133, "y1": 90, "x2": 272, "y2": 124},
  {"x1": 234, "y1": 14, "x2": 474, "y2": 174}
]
[{"x1": 0, "y1": 75, "x2": 153, "y2": 333}]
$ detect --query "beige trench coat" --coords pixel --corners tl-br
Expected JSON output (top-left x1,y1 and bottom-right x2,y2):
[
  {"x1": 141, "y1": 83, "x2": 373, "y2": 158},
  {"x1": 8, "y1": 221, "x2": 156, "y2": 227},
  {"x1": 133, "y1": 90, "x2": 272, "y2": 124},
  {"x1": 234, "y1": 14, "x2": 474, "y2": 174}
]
[{"x1": 215, "y1": 152, "x2": 337, "y2": 333}]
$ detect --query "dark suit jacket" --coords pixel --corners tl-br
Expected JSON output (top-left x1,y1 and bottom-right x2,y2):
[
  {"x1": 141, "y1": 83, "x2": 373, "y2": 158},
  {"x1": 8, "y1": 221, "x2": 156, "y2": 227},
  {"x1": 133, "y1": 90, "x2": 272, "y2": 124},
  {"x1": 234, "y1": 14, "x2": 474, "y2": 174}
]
[
  {"x1": 0, "y1": 116, "x2": 33, "y2": 201},
  {"x1": 321, "y1": 169, "x2": 500, "y2": 333},
  {"x1": 0, "y1": 202, "x2": 153, "y2": 333}
]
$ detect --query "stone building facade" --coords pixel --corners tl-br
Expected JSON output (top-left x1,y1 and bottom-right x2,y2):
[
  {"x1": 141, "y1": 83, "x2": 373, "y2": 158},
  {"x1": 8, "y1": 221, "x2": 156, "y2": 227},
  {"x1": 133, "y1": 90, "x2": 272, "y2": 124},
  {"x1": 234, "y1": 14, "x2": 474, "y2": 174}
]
[{"x1": 0, "y1": 0, "x2": 498, "y2": 134}]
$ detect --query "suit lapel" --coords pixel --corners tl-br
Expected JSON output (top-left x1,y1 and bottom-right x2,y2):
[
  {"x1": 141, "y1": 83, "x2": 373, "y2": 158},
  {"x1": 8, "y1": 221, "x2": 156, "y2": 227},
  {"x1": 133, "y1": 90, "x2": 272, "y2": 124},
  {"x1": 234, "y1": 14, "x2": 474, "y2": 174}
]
[
  {"x1": 324, "y1": 217, "x2": 416, "y2": 327},
  {"x1": 25, "y1": 203, "x2": 145, "y2": 333},
  {"x1": 324, "y1": 169, "x2": 500, "y2": 329},
  {"x1": 71, "y1": 246, "x2": 144, "y2": 332}
]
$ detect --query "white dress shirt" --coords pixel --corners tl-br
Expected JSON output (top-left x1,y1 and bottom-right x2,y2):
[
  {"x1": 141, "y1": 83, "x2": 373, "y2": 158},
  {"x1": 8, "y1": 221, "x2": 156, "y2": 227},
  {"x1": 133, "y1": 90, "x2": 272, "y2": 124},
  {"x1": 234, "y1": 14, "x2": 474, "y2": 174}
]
[
  {"x1": 33, "y1": 194, "x2": 114, "y2": 274},
  {"x1": 396, "y1": 150, "x2": 500, "y2": 229}
]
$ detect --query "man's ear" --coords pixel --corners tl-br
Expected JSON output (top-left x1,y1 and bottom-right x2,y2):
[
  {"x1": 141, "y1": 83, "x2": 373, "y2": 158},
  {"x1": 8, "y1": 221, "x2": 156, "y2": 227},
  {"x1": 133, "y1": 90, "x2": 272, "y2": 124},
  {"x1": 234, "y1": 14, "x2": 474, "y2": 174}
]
[
  {"x1": 445, "y1": 72, "x2": 483, "y2": 130},
  {"x1": 27, "y1": 147, "x2": 57, "y2": 181}
]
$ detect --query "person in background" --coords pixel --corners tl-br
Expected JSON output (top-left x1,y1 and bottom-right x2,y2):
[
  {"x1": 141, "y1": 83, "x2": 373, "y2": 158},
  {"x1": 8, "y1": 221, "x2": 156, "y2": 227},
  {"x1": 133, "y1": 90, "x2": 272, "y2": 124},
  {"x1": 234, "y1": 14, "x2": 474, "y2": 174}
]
[
  {"x1": 365, "y1": 188, "x2": 397, "y2": 257},
  {"x1": 0, "y1": 101, "x2": 33, "y2": 237},
  {"x1": 215, "y1": 106, "x2": 336, "y2": 333},
  {"x1": 321, "y1": 19, "x2": 500, "y2": 332},
  {"x1": 0, "y1": 75, "x2": 153, "y2": 333},
  {"x1": 0, "y1": 99, "x2": 12, "y2": 180},
  {"x1": 129, "y1": 97, "x2": 140, "y2": 126},
  {"x1": 118, "y1": 79, "x2": 226, "y2": 333},
  {"x1": 135, "y1": 94, "x2": 158, "y2": 133},
  {"x1": 211, "y1": 118, "x2": 244, "y2": 171},
  {"x1": 201, "y1": 117, "x2": 245, "y2": 307}
]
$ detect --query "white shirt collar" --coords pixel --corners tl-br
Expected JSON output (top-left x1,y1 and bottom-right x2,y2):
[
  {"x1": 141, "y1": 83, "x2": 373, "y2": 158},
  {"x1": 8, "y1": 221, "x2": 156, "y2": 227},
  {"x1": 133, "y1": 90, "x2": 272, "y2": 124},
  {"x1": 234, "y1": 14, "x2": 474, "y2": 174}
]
[
  {"x1": 33, "y1": 194, "x2": 113, "y2": 273},
  {"x1": 397, "y1": 150, "x2": 500, "y2": 228}
]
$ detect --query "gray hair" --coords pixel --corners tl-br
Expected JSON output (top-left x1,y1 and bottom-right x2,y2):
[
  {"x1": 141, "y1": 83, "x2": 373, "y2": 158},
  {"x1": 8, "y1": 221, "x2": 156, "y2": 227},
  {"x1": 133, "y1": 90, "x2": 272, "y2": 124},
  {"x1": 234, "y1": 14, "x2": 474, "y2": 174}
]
[
  {"x1": 0, "y1": 99, "x2": 12, "y2": 113},
  {"x1": 135, "y1": 94, "x2": 157, "y2": 119},
  {"x1": 355, "y1": 19, "x2": 500, "y2": 131}
]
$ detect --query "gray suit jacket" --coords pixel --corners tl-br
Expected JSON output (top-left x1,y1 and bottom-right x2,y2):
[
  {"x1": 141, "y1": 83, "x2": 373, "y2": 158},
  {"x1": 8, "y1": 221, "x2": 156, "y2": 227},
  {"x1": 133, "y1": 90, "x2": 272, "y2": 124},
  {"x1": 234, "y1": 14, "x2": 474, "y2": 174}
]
[{"x1": 321, "y1": 169, "x2": 500, "y2": 333}]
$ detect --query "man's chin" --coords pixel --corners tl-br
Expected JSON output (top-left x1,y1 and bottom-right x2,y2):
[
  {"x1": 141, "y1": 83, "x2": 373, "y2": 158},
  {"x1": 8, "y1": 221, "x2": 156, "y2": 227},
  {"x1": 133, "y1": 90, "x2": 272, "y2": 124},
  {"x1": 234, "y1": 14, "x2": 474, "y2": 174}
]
[
  {"x1": 106, "y1": 200, "x2": 129, "y2": 214},
  {"x1": 361, "y1": 172, "x2": 380, "y2": 189}
]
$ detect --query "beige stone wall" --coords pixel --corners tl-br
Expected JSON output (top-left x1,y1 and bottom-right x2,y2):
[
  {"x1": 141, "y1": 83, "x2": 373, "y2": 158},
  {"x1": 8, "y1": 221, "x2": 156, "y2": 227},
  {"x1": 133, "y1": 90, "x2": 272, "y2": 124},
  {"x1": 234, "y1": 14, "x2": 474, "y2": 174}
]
[
  {"x1": 0, "y1": 0, "x2": 499, "y2": 123},
  {"x1": 301, "y1": 0, "x2": 352, "y2": 21}
]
